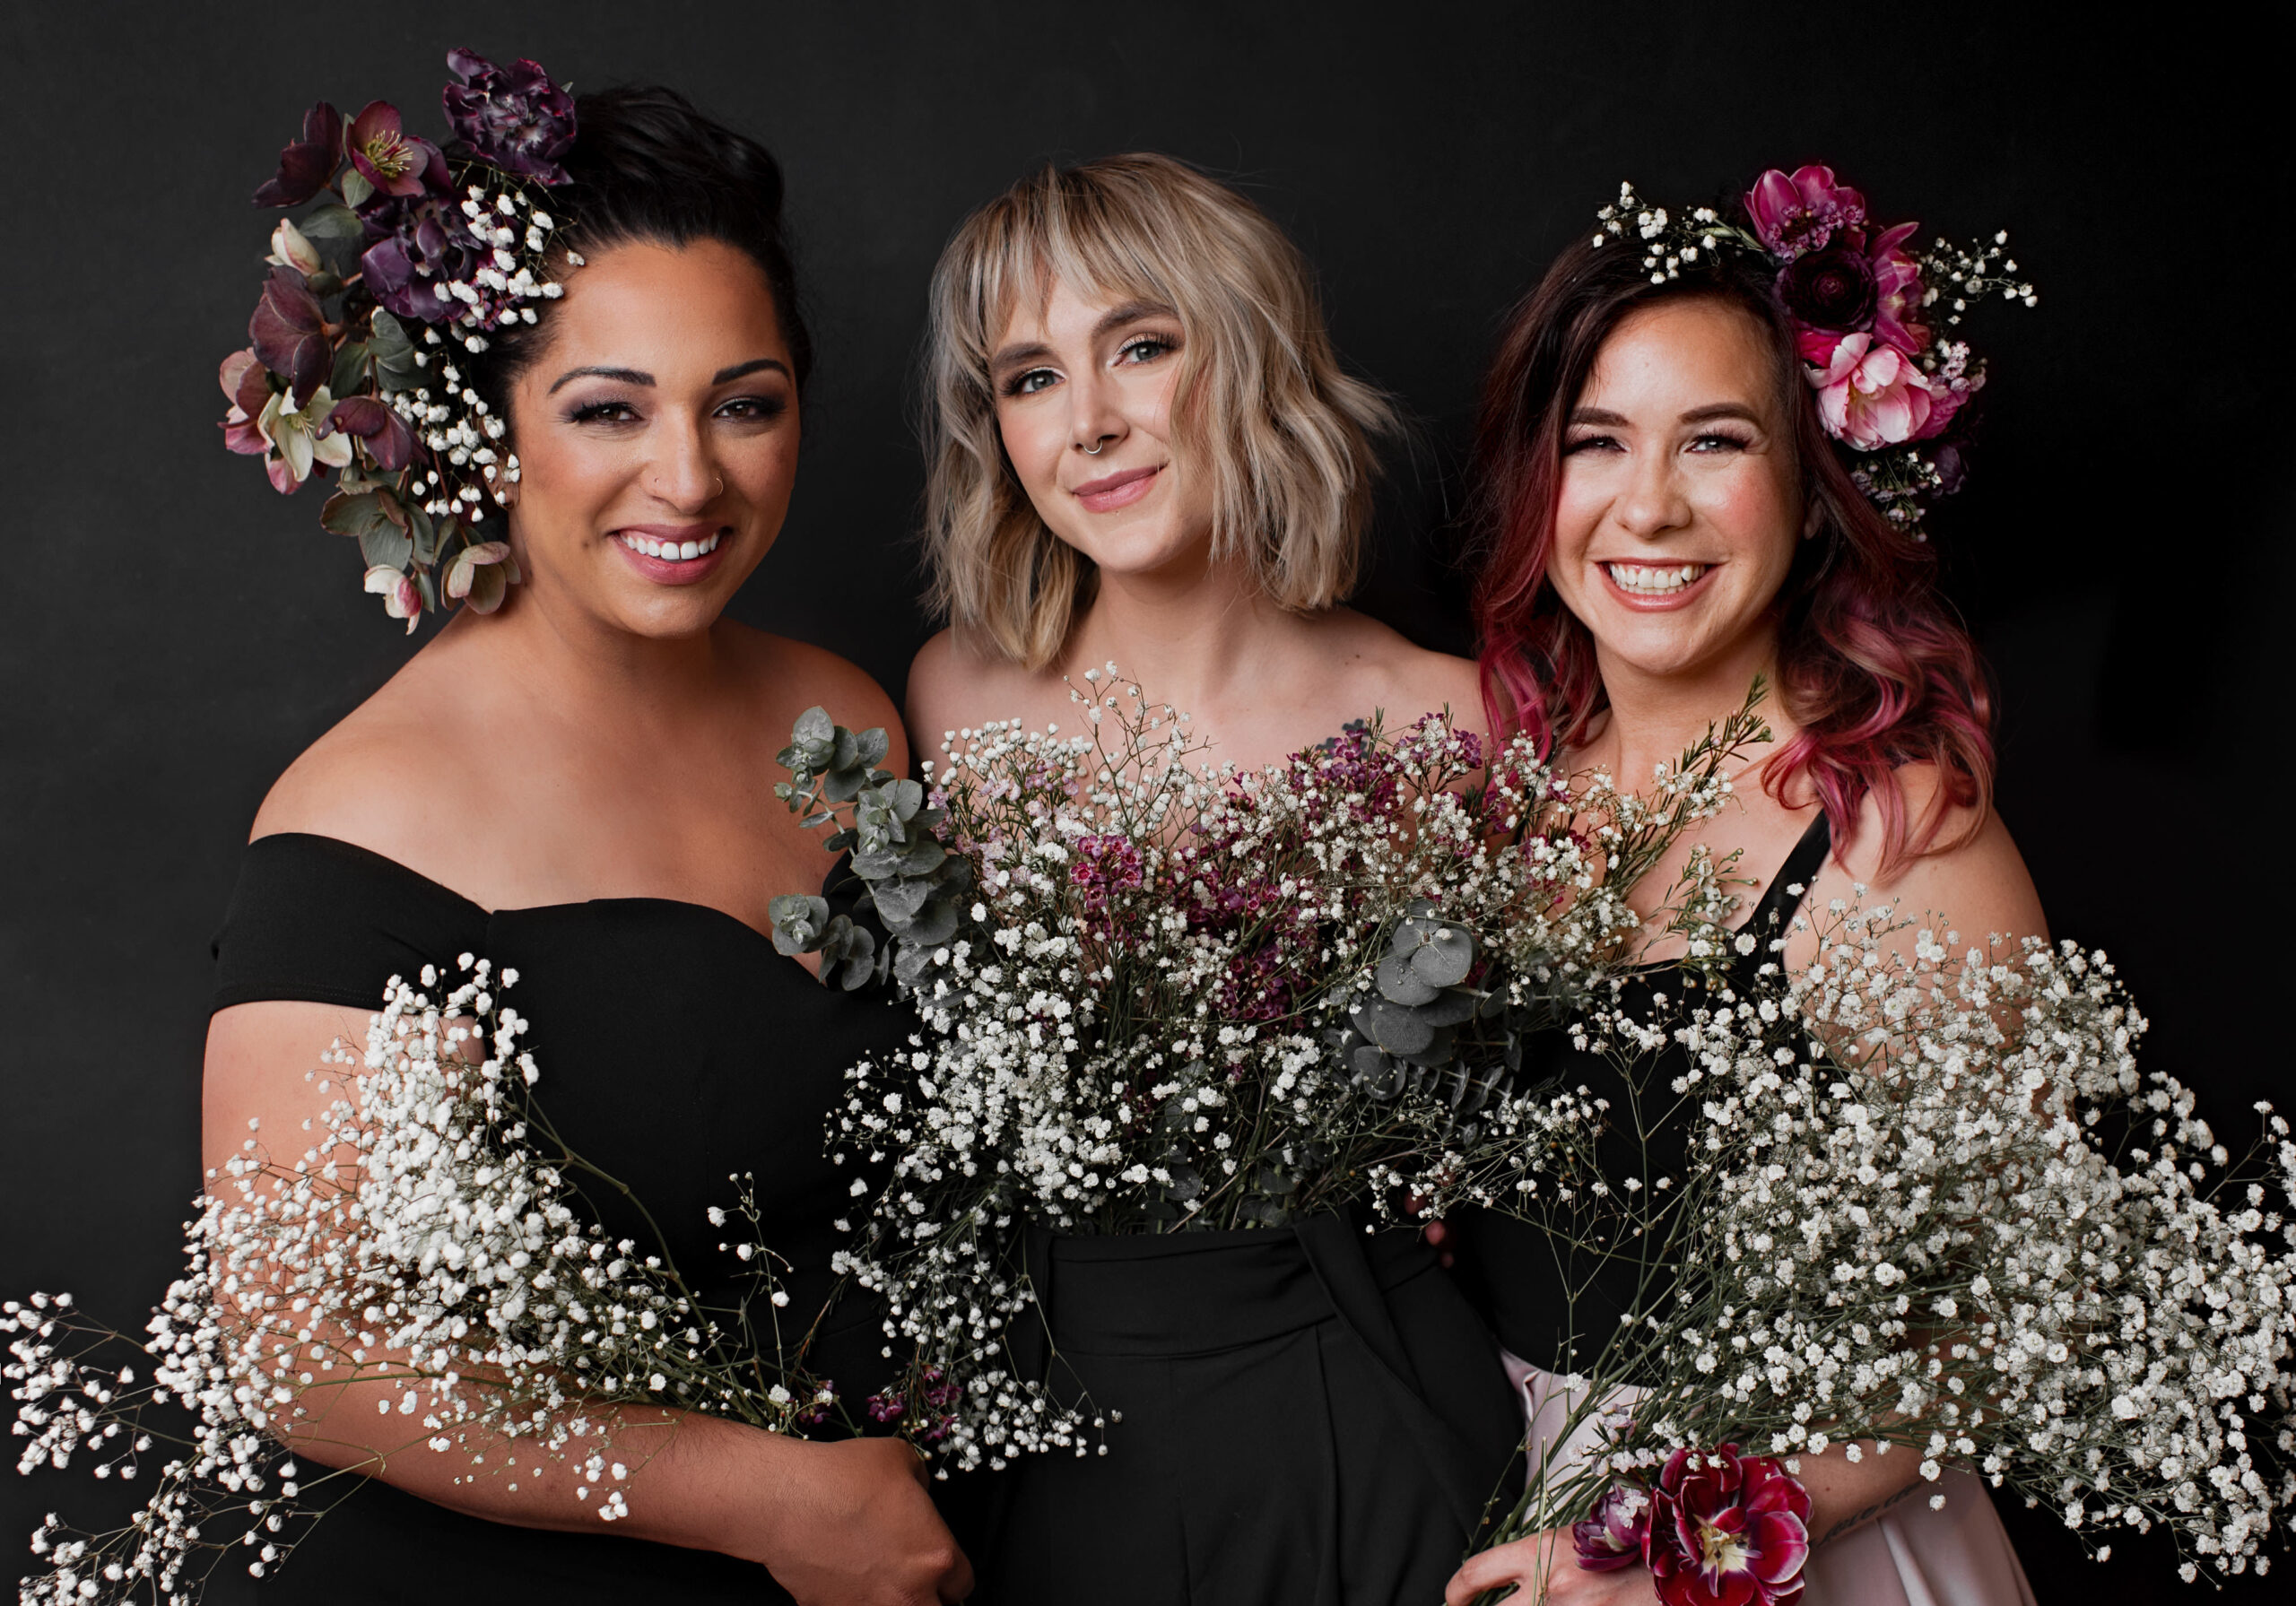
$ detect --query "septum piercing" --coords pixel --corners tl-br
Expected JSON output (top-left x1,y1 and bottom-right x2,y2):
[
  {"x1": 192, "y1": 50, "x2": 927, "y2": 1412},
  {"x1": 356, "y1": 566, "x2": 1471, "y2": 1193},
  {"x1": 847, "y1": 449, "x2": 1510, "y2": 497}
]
[{"x1": 1082, "y1": 441, "x2": 1106, "y2": 456}]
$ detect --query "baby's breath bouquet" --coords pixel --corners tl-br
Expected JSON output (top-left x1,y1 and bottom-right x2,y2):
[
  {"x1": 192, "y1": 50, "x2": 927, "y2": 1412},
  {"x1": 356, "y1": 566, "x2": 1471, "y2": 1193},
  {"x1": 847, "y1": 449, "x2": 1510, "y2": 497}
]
[
  {"x1": 7, "y1": 960, "x2": 848, "y2": 1605},
  {"x1": 768, "y1": 673, "x2": 1762, "y2": 1470},
  {"x1": 1405, "y1": 901, "x2": 2296, "y2": 1601}
]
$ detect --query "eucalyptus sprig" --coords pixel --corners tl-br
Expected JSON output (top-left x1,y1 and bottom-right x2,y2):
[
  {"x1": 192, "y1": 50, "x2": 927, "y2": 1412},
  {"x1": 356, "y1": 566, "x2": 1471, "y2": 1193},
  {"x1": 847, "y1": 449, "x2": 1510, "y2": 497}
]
[{"x1": 769, "y1": 708, "x2": 975, "y2": 991}]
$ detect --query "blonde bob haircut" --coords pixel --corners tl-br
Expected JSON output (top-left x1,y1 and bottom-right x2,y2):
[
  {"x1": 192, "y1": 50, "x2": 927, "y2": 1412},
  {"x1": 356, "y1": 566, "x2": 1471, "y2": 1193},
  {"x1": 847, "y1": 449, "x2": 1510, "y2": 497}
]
[{"x1": 922, "y1": 152, "x2": 1398, "y2": 670}]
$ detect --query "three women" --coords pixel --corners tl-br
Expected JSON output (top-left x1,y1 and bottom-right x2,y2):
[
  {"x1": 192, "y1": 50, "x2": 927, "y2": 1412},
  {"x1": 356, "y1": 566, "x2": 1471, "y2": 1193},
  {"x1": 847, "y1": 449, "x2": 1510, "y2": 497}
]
[{"x1": 205, "y1": 77, "x2": 2042, "y2": 1604}]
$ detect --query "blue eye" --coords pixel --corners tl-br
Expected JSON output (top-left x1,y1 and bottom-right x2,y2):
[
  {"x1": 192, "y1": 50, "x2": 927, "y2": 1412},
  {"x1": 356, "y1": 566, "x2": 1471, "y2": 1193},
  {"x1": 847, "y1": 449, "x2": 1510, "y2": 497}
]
[
  {"x1": 1118, "y1": 335, "x2": 1174, "y2": 365},
  {"x1": 1564, "y1": 434, "x2": 1621, "y2": 455},
  {"x1": 1002, "y1": 368, "x2": 1058, "y2": 398}
]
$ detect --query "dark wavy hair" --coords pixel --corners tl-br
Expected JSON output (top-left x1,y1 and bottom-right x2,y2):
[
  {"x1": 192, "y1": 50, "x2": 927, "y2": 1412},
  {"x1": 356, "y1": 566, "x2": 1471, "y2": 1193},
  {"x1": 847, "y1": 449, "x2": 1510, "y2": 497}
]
[
  {"x1": 1471, "y1": 231, "x2": 1995, "y2": 875},
  {"x1": 471, "y1": 84, "x2": 809, "y2": 419}
]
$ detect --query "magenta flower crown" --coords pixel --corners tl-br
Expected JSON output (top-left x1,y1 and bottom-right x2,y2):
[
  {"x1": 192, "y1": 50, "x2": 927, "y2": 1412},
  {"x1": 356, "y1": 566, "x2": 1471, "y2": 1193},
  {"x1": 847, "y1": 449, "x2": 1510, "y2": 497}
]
[
  {"x1": 223, "y1": 48, "x2": 579, "y2": 629},
  {"x1": 1592, "y1": 167, "x2": 2037, "y2": 534}
]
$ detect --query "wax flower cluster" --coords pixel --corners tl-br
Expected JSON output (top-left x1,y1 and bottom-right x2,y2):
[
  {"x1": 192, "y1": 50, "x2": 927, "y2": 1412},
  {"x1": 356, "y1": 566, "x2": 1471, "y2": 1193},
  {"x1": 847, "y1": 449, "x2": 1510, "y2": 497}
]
[
  {"x1": 774, "y1": 673, "x2": 1758, "y2": 1470},
  {"x1": 1594, "y1": 165, "x2": 2038, "y2": 531},
  {"x1": 1431, "y1": 897, "x2": 2296, "y2": 1598},
  {"x1": 222, "y1": 48, "x2": 578, "y2": 630},
  {"x1": 6, "y1": 961, "x2": 839, "y2": 1603}
]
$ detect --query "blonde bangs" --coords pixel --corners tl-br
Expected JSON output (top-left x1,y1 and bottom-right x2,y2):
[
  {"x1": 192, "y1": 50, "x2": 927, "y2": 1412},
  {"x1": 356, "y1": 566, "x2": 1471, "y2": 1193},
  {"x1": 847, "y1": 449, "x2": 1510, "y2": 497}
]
[{"x1": 921, "y1": 154, "x2": 1397, "y2": 670}]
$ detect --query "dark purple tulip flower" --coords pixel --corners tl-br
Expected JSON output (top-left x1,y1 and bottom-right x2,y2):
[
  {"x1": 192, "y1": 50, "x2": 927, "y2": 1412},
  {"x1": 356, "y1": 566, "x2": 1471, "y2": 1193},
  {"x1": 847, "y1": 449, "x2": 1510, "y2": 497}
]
[
  {"x1": 324, "y1": 395, "x2": 418, "y2": 473},
  {"x1": 346, "y1": 101, "x2": 451, "y2": 200},
  {"x1": 253, "y1": 101, "x2": 344, "y2": 207},
  {"x1": 1573, "y1": 1483, "x2": 1652, "y2": 1573},
  {"x1": 442, "y1": 47, "x2": 576, "y2": 183},
  {"x1": 248, "y1": 265, "x2": 330, "y2": 400}
]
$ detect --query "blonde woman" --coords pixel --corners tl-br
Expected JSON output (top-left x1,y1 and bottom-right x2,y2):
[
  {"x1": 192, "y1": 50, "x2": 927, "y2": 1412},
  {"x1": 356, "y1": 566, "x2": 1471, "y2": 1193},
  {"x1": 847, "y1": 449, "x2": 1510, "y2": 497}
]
[{"x1": 906, "y1": 155, "x2": 1517, "y2": 1604}]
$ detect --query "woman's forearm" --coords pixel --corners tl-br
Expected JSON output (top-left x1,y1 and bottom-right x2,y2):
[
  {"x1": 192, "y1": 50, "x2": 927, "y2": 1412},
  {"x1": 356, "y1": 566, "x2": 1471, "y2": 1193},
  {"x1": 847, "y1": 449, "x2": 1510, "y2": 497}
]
[
  {"x1": 1793, "y1": 1438, "x2": 1931, "y2": 1547},
  {"x1": 283, "y1": 1372, "x2": 799, "y2": 1564}
]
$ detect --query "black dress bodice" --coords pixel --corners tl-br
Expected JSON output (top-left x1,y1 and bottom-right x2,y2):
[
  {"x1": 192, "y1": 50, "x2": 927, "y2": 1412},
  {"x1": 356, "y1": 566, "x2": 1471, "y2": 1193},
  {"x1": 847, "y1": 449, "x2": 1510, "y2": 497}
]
[
  {"x1": 1453, "y1": 814, "x2": 1834, "y2": 1381},
  {"x1": 206, "y1": 832, "x2": 914, "y2": 1604}
]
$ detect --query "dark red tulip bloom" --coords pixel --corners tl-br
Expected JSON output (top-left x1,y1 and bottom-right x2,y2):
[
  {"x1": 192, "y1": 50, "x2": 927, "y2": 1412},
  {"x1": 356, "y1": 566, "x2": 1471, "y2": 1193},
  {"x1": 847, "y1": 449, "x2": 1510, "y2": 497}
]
[
  {"x1": 346, "y1": 101, "x2": 451, "y2": 200},
  {"x1": 253, "y1": 101, "x2": 344, "y2": 208},
  {"x1": 248, "y1": 266, "x2": 329, "y2": 401},
  {"x1": 1646, "y1": 1445, "x2": 1812, "y2": 1606},
  {"x1": 442, "y1": 48, "x2": 576, "y2": 183},
  {"x1": 323, "y1": 395, "x2": 418, "y2": 473}
]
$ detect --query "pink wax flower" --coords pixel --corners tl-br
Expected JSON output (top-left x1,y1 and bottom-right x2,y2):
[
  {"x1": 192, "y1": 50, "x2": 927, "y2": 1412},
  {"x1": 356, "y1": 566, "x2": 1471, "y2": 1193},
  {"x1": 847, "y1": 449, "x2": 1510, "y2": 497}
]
[
  {"x1": 1646, "y1": 1445, "x2": 1813, "y2": 1606},
  {"x1": 1745, "y1": 165, "x2": 1866, "y2": 257},
  {"x1": 1807, "y1": 332, "x2": 1936, "y2": 449}
]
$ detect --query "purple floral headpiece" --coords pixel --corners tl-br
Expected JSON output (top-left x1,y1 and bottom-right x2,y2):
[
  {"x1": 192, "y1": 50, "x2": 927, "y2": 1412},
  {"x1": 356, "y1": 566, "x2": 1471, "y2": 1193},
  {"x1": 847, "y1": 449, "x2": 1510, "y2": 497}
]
[
  {"x1": 1591, "y1": 167, "x2": 2037, "y2": 533},
  {"x1": 223, "y1": 48, "x2": 579, "y2": 629}
]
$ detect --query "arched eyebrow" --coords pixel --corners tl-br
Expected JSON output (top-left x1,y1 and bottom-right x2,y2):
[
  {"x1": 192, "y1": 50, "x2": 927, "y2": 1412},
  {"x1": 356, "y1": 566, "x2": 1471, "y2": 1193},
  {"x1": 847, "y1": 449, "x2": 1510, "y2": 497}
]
[
  {"x1": 989, "y1": 300, "x2": 1178, "y2": 377},
  {"x1": 547, "y1": 357, "x2": 788, "y2": 395},
  {"x1": 1566, "y1": 403, "x2": 1766, "y2": 427}
]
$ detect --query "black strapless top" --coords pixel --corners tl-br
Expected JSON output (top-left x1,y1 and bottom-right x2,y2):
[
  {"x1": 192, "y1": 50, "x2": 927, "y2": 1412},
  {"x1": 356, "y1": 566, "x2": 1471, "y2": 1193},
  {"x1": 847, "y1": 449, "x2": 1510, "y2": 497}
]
[
  {"x1": 1452, "y1": 815, "x2": 1833, "y2": 1381},
  {"x1": 205, "y1": 832, "x2": 913, "y2": 1604}
]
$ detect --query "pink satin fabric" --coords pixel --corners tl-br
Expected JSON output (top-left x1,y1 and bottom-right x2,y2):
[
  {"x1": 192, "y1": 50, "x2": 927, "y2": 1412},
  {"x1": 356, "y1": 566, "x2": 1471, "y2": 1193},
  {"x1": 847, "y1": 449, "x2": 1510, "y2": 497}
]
[{"x1": 1500, "y1": 1351, "x2": 2037, "y2": 1605}]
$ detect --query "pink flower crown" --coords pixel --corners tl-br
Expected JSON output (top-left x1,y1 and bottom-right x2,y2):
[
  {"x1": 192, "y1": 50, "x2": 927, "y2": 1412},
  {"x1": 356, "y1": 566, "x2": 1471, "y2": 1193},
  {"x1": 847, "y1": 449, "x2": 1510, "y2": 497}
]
[
  {"x1": 1594, "y1": 167, "x2": 2037, "y2": 534},
  {"x1": 222, "y1": 48, "x2": 578, "y2": 629}
]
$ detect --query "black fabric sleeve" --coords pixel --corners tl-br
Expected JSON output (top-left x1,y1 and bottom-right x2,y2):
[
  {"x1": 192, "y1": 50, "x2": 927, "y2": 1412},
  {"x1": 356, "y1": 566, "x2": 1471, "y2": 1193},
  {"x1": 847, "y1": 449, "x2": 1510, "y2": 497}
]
[{"x1": 210, "y1": 833, "x2": 491, "y2": 1014}]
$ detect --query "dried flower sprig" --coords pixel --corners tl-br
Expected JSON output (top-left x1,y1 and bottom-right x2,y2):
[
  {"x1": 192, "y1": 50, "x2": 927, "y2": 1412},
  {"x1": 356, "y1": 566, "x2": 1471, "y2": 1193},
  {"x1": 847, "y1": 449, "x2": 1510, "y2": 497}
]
[
  {"x1": 774, "y1": 673, "x2": 1764, "y2": 1470},
  {"x1": 1425, "y1": 901, "x2": 2296, "y2": 1599},
  {"x1": 7, "y1": 959, "x2": 849, "y2": 1604}
]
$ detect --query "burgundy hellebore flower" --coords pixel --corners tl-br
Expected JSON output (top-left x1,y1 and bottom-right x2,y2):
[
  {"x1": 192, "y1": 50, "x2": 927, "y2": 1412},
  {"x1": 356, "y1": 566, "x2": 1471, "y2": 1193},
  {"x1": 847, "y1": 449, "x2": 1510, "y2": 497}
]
[
  {"x1": 1573, "y1": 1483, "x2": 1654, "y2": 1573},
  {"x1": 252, "y1": 102, "x2": 343, "y2": 208},
  {"x1": 345, "y1": 101, "x2": 450, "y2": 200},
  {"x1": 323, "y1": 395, "x2": 418, "y2": 473},
  {"x1": 1777, "y1": 245, "x2": 1876, "y2": 335},
  {"x1": 442, "y1": 47, "x2": 577, "y2": 184},
  {"x1": 248, "y1": 265, "x2": 330, "y2": 401},
  {"x1": 1745, "y1": 165, "x2": 1866, "y2": 258},
  {"x1": 1646, "y1": 1445, "x2": 1812, "y2": 1606}
]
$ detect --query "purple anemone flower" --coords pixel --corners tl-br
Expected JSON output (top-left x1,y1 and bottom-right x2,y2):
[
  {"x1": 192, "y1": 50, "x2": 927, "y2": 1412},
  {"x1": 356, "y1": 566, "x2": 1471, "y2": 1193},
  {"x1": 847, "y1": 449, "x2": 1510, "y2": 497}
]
[
  {"x1": 253, "y1": 102, "x2": 344, "y2": 208},
  {"x1": 345, "y1": 101, "x2": 451, "y2": 200},
  {"x1": 442, "y1": 48, "x2": 577, "y2": 183},
  {"x1": 248, "y1": 265, "x2": 329, "y2": 400}
]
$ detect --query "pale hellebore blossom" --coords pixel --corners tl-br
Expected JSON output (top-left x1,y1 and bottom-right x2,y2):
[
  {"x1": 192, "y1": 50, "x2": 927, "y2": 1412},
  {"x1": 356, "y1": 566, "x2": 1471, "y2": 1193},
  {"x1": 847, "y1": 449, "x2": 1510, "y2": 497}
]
[
  {"x1": 257, "y1": 386, "x2": 352, "y2": 492},
  {"x1": 265, "y1": 219, "x2": 322, "y2": 277}
]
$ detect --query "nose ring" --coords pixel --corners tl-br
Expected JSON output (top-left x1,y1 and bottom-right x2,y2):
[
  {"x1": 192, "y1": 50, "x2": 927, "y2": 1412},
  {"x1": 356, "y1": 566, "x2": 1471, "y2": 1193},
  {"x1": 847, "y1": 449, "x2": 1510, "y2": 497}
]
[{"x1": 1083, "y1": 441, "x2": 1106, "y2": 456}]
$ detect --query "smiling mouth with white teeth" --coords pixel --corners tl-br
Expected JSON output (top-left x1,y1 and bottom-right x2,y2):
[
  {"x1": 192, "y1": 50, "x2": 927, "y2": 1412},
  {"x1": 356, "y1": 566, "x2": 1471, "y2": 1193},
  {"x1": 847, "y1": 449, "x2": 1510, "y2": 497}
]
[
  {"x1": 619, "y1": 531, "x2": 724, "y2": 561},
  {"x1": 1605, "y1": 561, "x2": 1709, "y2": 595}
]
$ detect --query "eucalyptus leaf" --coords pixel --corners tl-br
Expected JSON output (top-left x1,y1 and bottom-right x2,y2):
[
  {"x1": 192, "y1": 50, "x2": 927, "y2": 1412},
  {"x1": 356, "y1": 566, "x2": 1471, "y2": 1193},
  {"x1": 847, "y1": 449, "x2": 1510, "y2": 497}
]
[
  {"x1": 1352, "y1": 996, "x2": 1435, "y2": 1057},
  {"x1": 899, "y1": 897, "x2": 961, "y2": 949},
  {"x1": 793, "y1": 707, "x2": 836, "y2": 748},
  {"x1": 869, "y1": 878, "x2": 934, "y2": 925},
  {"x1": 768, "y1": 893, "x2": 831, "y2": 955},
  {"x1": 1376, "y1": 951, "x2": 1440, "y2": 1006},
  {"x1": 898, "y1": 839, "x2": 947, "y2": 876},
  {"x1": 1415, "y1": 987, "x2": 1483, "y2": 1029},
  {"x1": 853, "y1": 727, "x2": 891, "y2": 768},
  {"x1": 1407, "y1": 927, "x2": 1475, "y2": 988}
]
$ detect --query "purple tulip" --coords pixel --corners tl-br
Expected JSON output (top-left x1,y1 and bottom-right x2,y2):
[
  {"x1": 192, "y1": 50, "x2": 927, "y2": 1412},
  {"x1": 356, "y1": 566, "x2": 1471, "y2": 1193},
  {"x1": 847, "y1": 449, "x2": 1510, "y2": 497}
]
[
  {"x1": 442, "y1": 48, "x2": 577, "y2": 183},
  {"x1": 1572, "y1": 1482, "x2": 1653, "y2": 1573},
  {"x1": 346, "y1": 101, "x2": 451, "y2": 200},
  {"x1": 323, "y1": 395, "x2": 418, "y2": 473},
  {"x1": 253, "y1": 102, "x2": 344, "y2": 207},
  {"x1": 248, "y1": 265, "x2": 329, "y2": 400}
]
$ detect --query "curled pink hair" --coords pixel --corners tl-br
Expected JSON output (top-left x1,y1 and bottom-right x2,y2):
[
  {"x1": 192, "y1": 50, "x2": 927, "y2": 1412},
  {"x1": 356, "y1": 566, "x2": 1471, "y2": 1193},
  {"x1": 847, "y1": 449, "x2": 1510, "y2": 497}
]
[{"x1": 1470, "y1": 235, "x2": 1995, "y2": 875}]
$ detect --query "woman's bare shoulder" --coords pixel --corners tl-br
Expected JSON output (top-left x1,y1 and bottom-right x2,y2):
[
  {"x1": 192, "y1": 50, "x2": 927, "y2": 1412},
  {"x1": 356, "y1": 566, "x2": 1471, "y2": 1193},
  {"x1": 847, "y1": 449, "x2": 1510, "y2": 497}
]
[
  {"x1": 248, "y1": 655, "x2": 477, "y2": 867},
  {"x1": 735, "y1": 626, "x2": 909, "y2": 776},
  {"x1": 1319, "y1": 610, "x2": 1485, "y2": 734},
  {"x1": 906, "y1": 627, "x2": 1053, "y2": 748},
  {"x1": 1825, "y1": 763, "x2": 2047, "y2": 947}
]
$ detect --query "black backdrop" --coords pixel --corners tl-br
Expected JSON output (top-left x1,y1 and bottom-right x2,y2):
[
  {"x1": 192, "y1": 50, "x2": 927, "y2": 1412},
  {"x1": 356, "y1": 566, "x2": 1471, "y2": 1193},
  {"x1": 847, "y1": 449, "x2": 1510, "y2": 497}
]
[{"x1": 2, "y1": 4, "x2": 2286, "y2": 1602}]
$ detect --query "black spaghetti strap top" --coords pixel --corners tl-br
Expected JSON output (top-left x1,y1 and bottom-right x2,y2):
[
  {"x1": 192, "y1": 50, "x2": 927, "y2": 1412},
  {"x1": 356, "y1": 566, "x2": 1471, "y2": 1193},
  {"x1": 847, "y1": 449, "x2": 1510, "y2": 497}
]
[
  {"x1": 205, "y1": 832, "x2": 913, "y2": 1605},
  {"x1": 1452, "y1": 813, "x2": 1835, "y2": 1381}
]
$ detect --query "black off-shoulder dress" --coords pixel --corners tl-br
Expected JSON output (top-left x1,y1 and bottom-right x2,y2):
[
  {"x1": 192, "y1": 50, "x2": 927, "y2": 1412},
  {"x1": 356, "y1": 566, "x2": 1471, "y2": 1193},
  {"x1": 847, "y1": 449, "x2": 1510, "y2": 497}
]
[{"x1": 204, "y1": 832, "x2": 916, "y2": 1605}]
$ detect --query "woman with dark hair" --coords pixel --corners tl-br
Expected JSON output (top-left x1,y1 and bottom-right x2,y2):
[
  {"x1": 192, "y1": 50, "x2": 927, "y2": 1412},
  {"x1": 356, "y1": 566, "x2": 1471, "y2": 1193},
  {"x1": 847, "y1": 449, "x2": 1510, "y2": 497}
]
[
  {"x1": 203, "y1": 65, "x2": 970, "y2": 1605},
  {"x1": 1443, "y1": 173, "x2": 2041, "y2": 1604}
]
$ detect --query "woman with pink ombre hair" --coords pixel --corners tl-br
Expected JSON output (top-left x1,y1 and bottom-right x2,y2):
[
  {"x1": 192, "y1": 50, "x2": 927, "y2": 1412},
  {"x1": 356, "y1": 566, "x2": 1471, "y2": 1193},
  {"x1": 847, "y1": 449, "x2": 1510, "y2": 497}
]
[{"x1": 1445, "y1": 171, "x2": 2043, "y2": 1606}]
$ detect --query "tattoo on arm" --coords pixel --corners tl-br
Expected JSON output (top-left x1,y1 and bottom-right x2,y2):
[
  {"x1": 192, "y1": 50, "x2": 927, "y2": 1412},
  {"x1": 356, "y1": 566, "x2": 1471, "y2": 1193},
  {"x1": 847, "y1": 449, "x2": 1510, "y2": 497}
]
[{"x1": 1818, "y1": 1479, "x2": 1924, "y2": 1546}]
